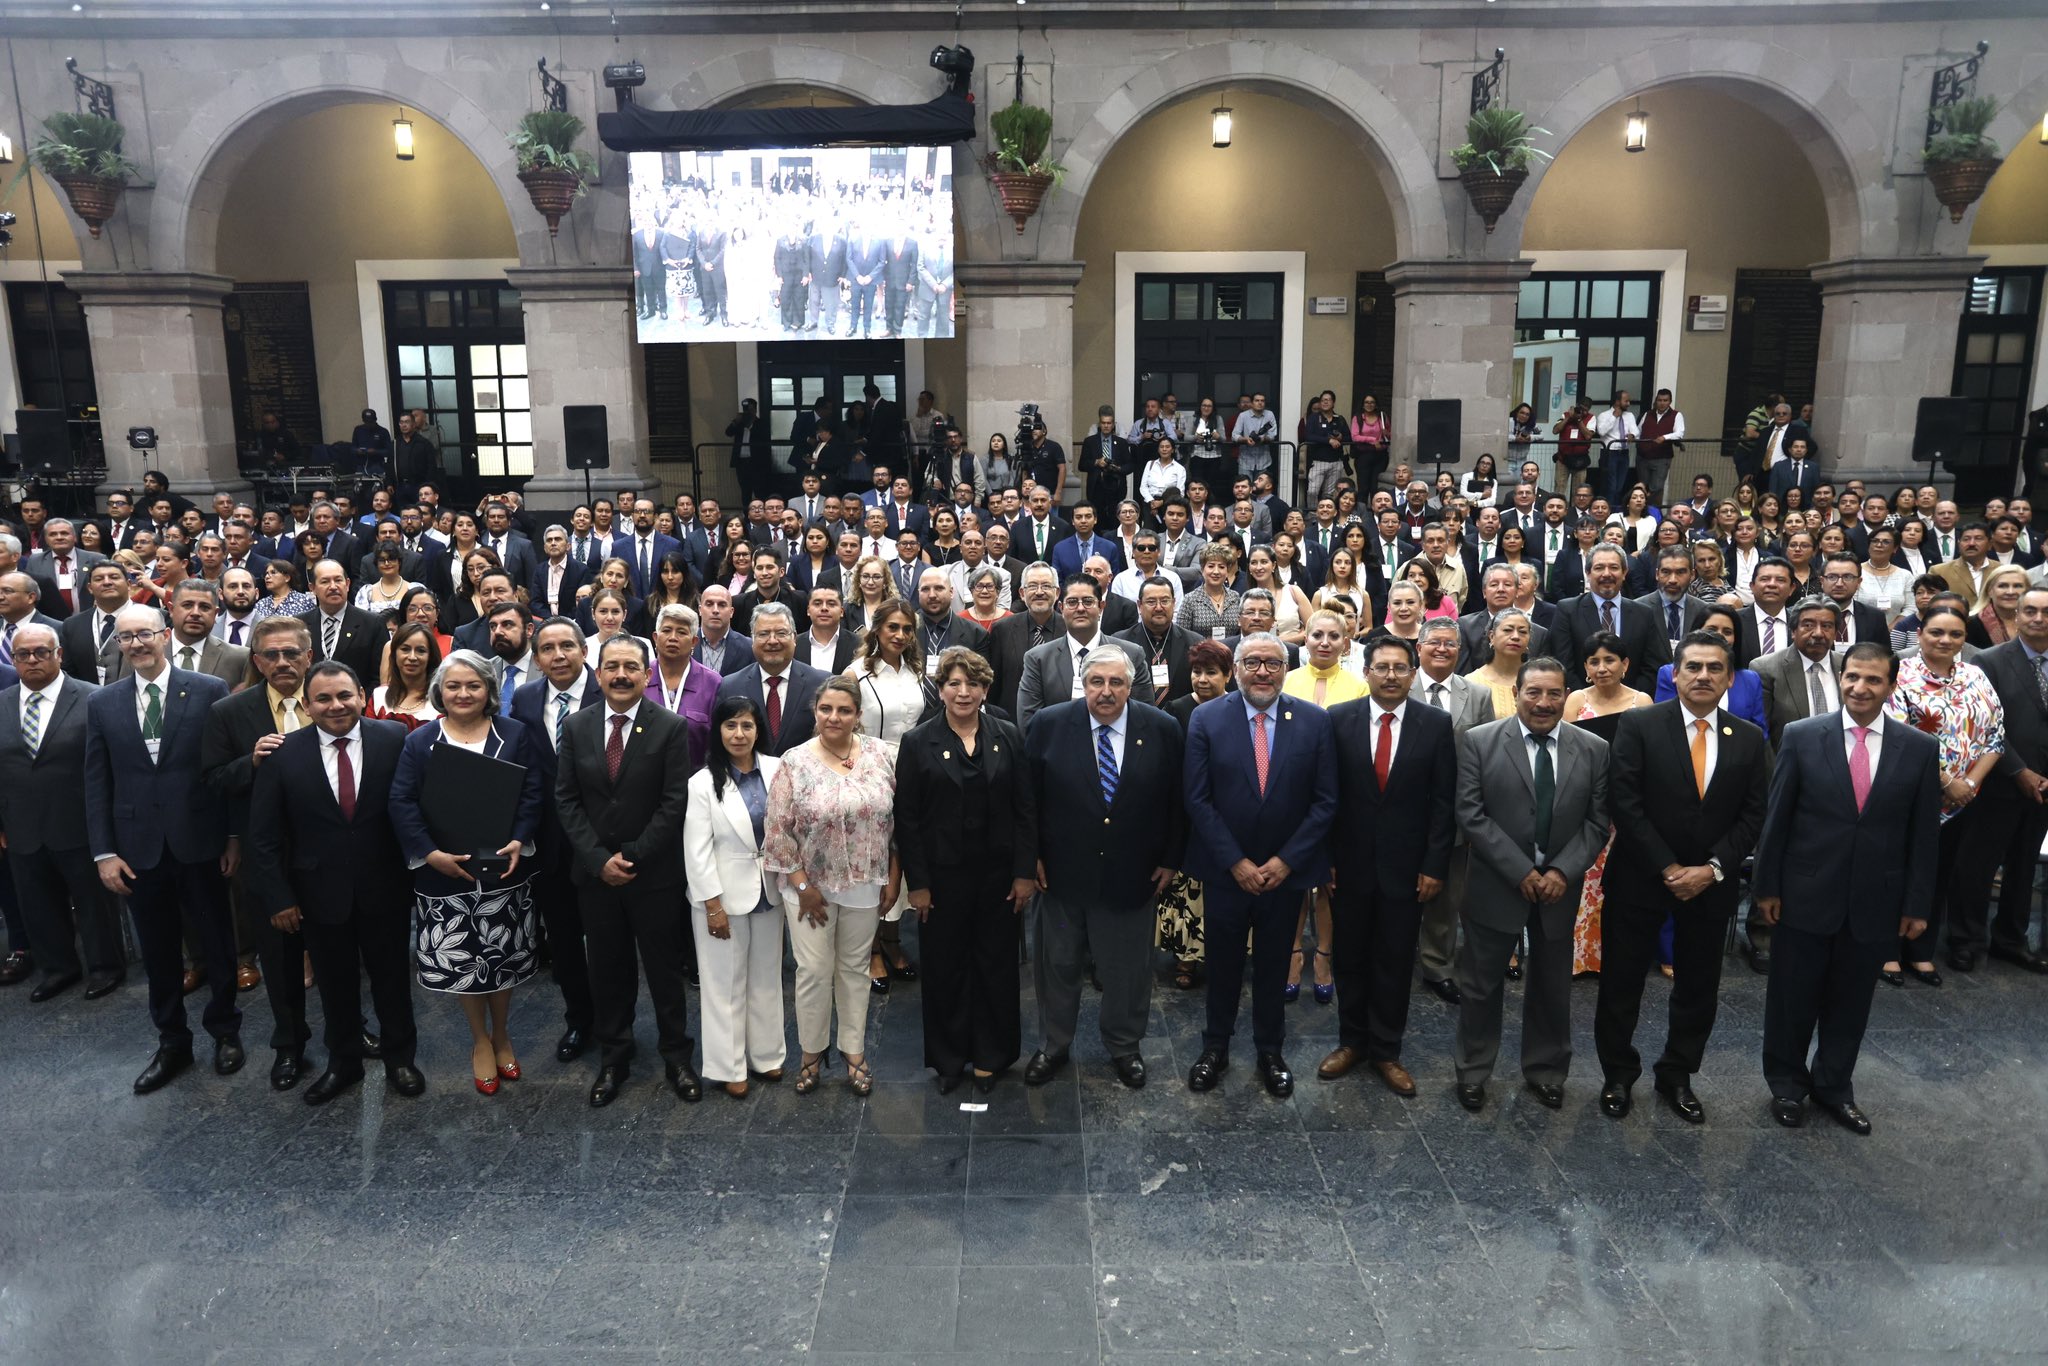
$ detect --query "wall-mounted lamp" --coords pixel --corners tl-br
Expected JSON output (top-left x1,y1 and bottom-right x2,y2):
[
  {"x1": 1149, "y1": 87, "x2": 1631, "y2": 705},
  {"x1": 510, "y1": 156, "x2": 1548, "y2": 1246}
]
[
  {"x1": 393, "y1": 109, "x2": 416, "y2": 161},
  {"x1": 1624, "y1": 104, "x2": 1649, "y2": 154},
  {"x1": 0, "y1": 130, "x2": 13, "y2": 166},
  {"x1": 2039, "y1": 109, "x2": 2047, "y2": 145},
  {"x1": 1211, "y1": 102, "x2": 1233, "y2": 149}
]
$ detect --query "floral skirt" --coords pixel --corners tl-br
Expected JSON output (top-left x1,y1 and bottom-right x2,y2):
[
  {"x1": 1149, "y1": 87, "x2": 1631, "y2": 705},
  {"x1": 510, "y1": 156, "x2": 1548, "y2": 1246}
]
[
  {"x1": 1157, "y1": 873, "x2": 1205, "y2": 962},
  {"x1": 413, "y1": 878, "x2": 539, "y2": 994},
  {"x1": 1572, "y1": 831, "x2": 1614, "y2": 977}
]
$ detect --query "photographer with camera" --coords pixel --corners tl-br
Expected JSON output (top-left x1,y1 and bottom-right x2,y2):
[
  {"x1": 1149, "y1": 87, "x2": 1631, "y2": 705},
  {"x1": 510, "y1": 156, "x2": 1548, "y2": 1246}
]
[
  {"x1": 1019, "y1": 408, "x2": 1066, "y2": 509},
  {"x1": 925, "y1": 422, "x2": 983, "y2": 507}
]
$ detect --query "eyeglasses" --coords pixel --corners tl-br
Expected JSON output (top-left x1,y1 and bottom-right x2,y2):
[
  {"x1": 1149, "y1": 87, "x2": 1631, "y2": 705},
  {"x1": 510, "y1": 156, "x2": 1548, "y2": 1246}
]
[
  {"x1": 255, "y1": 647, "x2": 306, "y2": 662},
  {"x1": 1365, "y1": 664, "x2": 1414, "y2": 677},
  {"x1": 11, "y1": 647, "x2": 55, "y2": 662},
  {"x1": 113, "y1": 630, "x2": 166, "y2": 646},
  {"x1": 1239, "y1": 659, "x2": 1286, "y2": 674}
]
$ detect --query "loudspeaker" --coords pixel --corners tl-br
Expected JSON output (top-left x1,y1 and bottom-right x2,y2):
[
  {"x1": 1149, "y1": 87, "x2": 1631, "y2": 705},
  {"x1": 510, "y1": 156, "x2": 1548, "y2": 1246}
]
[
  {"x1": 563, "y1": 405, "x2": 611, "y2": 470},
  {"x1": 2022, "y1": 405, "x2": 2048, "y2": 487},
  {"x1": 1415, "y1": 399, "x2": 1461, "y2": 466},
  {"x1": 1910, "y1": 397, "x2": 1969, "y2": 465},
  {"x1": 14, "y1": 409, "x2": 70, "y2": 479}
]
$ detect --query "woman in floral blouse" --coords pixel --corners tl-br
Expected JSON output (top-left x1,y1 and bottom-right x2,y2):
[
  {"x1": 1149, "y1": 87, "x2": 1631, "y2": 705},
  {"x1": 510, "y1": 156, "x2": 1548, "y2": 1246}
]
[
  {"x1": 764, "y1": 675, "x2": 900, "y2": 1096},
  {"x1": 1884, "y1": 604, "x2": 2005, "y2": 987}
]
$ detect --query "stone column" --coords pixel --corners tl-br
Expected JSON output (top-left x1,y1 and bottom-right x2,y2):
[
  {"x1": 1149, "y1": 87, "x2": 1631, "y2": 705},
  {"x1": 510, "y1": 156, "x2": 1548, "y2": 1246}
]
[
  {"x1": 505, "y1": 265, "x2": 654, "y2": 508},
  {"x1": 62, "y1": 271, "x2": 247, "y2": 496},
  {"x1": 1810, "y1": 255, "x2": 1985, "y2": 488},
  {"x1": 957, "y1": 261, "x2": 1086, "y2": 494},
  {"x1": 1385, "y1": 259, "x2": 1534, "y2": 475}
]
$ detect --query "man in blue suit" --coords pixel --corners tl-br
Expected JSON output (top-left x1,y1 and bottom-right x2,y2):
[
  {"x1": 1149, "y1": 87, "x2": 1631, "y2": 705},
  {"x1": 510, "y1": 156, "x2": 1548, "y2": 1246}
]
[
  {"x1": 84, "y1": 603, "x2": 241, "y2": 1093},
  {"x1": 1048, "y1": 504, "x2": 1126, "y2": 583},
  {"x1": 1180, "y1": 632, "x2": 1339, "y2": 1097},
  {"x1": 619, "y1": 498, "x2": 683, "y2": 597}
]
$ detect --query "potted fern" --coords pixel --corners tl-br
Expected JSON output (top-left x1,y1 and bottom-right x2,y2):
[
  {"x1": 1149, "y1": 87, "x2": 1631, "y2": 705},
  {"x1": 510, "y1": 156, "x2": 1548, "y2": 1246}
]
[
  {"x1": 985, "y1": 100, "x2": 1065, "y2": 233},
  {"x1": 1923, "y1": 96, "x2": 2001, "y2": 224},
  {"x1": 1451, "y1": 107, "x2": 1551, "y2": 234},
  {"x1": 509, "y1": 110, "x2": 599, "y2": 238},
  {"x1": 15, "y1": 112, "x2": 139, "y2": 239}
]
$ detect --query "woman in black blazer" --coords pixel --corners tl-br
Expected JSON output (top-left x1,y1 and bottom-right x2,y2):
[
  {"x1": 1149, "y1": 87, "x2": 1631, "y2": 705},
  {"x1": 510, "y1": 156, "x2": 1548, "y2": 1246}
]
[{"x1": 892, "y1": 646, "x2": 1039, "y2": 1094}]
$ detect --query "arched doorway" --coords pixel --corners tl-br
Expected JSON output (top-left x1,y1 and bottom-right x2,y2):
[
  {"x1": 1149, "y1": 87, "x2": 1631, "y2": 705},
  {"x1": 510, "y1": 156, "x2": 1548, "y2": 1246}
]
[{"x1": 1960, "y1": 128, "x2": 2048, "y2": 498}]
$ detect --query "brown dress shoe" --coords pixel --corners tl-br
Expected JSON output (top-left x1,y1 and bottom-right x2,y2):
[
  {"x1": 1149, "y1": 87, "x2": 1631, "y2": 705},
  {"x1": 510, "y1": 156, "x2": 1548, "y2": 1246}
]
[
  {"x1": 1373, "y1": 1060, "x2": 1417, "y2": 1097},
  {"x1": 236, "y1": 964, "x2": 262, "y2": 992},
  {"x1": 180, "y1": 967, "x2": 205, "y2": 996},
  {"x1": 1317, "y1": 1045, "x2": 1362, "y2": 1080}
]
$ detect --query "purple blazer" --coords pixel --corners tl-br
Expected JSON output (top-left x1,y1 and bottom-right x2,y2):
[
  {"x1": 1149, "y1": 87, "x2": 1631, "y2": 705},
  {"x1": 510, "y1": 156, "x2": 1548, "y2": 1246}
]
[{"x1": 645, "y1": 663, "x2": 718, "y2": 771}]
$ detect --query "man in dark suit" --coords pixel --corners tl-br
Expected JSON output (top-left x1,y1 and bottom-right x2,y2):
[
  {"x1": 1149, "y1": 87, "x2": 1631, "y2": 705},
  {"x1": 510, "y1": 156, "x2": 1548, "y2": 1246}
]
[
  {"x1": 61, "y1": 562, "x2": 131, "y2": 686},
  {"x1": 1452, "y1": 657, "x2": 1609, "y2": 1112},
  {"x1": 846, "y1": 234, "x2": 886, "y2": 339},
  {"x1": 1595, "y1": 633, "x2": 1771, "y2": 1124},
  {"x1": 1077, "y1": 410, "x2": 1131, "y2": 522},
  {"x1": 85, "y1": 604, "x2": 242, "y2": 1093},
  {"x1": 879, "y1": 235, "x2": 918, "y2": 337},
  {"x1": 556, "y1": 635, "x2": 700, "y2": 1108},
  {"x1": 805, "y1": 222, "x2": 847, "y2": 337},
  {"x1": 1755, "y1": 644, "x2": 1940, "y2": 1134},
  {"x1": 529, "y1": 525, "x2": 591, "y2": 620},
  {"x1": 1948, "y1": 588, "x2": 2048, "y2": 973},
  {"x1": 632, "y1": 222, "x2": 670, "y2": 318},
  {"x1": 692, "y1": 586, "x2": 755, "y2": 678},
  {"x1": 1457, "y1": 565, "x2": 1551, "y2": 673},
  {"x1": 1733, "y1": 559, "x2": 1799, "y2": 669},
  {"x1": 1023, "y1": 654, "x2": 1185, "y2": 1090},
  {"x1": 1636, "y1": 546, "x2": 1709, "y2": 649},
  {"x1": 1319, "y1": 636, "x2": 1457, "y2": 1097},
  {"x1": 1014, "y1": 574, "x2": 1150, "y2": 729},
  {"x1": 200, "y1": 616, "x2": 323, "y2": 1089},
  {"x1": 0, "y1": 572, "x2": 63, "y2": 671},
  {"x1": 987, "y1": 564, "x2": 1065, "y2": 718},
  {"x1": 478, "y1": 501, "x2": 536, "y2": 586},
  {"x1": 244, "y1": 662, "x2": 423, "y2": 1104},
  {"x1": 732, "y1": 545, "x2": 809, "y2": 637},
  {"x1": 21, "y1": 519, "x2": 105, "y2": 618},
  {"x1": 509, "y1": 618, "x2": 605, "y2": 1060},
  {"x1": 1181, "y1": 634, "x2": 1339, "y2": 1098},
  {"x1": 620, "y1": 499, "x2": 683, "y2": 597},
  {"x1": 292, "y1": 503, "x2": 360, "y2": 584},
  {"x1": 296, "y1": 559, "x2": 383, "y2": 686},
  {"x1": 1548, "y1": 545, "x2": 1670, "y2": 693},
  {"x1": 1817, "y1": 552, "x2": 1890, "y2": 649},
  {"x1": 1767, "y1": 433, "x2": 1821, "y2": 504},
  {"x1": 1015, "y1": 486, "x2": 1071, "y2": 565},
  {"x1": 715, "y1": 602, "x2": 826, "y2": 757},
  {"x1": 1116, "y1": 577, "x2": 1202, "y2": 703},
  {"x1": 694, "y1": 224, "x2": 730, "y2": 326},
  {"x1": 0, "y1": 624, "x2": 124, "y2": 1000}
]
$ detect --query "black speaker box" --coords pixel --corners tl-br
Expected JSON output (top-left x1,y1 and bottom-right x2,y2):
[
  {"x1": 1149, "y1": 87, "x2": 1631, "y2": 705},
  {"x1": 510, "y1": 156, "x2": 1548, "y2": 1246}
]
[
  {"x1": 1415, "y1": 399, "x2": 1462, "y2": 466},
  {"x1": 1911, "y1": 396, "x2": 1969, "y2": 465},
  {"x1": 14, "y1": 409, "x2": 71, "y2": 478},
  {"x1": 563, "y1": 405, "x2": 611, "y2": 471}
]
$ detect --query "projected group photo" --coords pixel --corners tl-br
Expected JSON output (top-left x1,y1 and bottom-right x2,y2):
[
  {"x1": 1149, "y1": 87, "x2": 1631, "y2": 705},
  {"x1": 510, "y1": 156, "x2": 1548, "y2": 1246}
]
[{"x1": 627, "y1": 144, "x2": 956, "y2": 345}]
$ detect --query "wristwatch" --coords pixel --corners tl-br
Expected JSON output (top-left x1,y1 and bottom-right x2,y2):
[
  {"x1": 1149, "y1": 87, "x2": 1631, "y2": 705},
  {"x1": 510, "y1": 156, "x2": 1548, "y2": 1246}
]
[
  {"x1": 794, "y1": 881, "x2": 810, "y2": 893},
  {"x1": 1707, "y1": 858, "x2": 1725, "y2": 883}
]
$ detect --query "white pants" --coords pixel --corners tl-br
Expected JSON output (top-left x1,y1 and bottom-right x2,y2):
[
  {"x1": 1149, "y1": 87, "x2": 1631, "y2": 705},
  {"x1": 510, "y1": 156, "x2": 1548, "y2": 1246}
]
[
  {"x1": 785, "y1": 895, "x2": 880, "y2": 1057},
  {"x1": 691, "y1": 903, "x2": 788, "y2": 1083}
]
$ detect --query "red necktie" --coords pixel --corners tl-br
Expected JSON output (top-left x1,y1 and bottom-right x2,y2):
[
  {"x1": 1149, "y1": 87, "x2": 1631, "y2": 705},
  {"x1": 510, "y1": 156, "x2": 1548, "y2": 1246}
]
[
  {"x1": 606, "y1": 713, "x2": 627, "y2": 783},
  {"x1": 56, "y1": 556, "x2": 71, "y2": 611},
  {"x1": 1374, "y1": 712, "x2": 1393, "y2": 790},
  {"x1": 1252, "y1": 711, "x2": 1270, "y2": 797},
  {"x1": 766, "y1": 675, "x2": 783, "y2": 741},
  {"x1": 334, "y1": 736, "x2": 356, "y2": 822}
]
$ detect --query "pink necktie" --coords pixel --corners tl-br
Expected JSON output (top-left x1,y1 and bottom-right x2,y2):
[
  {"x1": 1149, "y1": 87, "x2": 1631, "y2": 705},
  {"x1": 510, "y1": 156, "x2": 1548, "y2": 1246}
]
[
  {"x1": 1849, "y1": 725, "x2": 1872, "y2": 813},
  {"x1": 1252, "y1": 711, "x2": 1270, "y2": 797},
  {"x1": 1763, "y1": 617, "x2": 1777, "y2": 654}
]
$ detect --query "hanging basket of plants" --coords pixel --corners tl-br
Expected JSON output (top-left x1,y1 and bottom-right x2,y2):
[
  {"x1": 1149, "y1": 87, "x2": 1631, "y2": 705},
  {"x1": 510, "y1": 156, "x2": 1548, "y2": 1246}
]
[
  {"x1": 1451, "y1": 108, "x2": 1550, "y2": 235},
  {"x1": 985, "y1": 100, "x2": 1066, "y2": 234},
  {"x1": 14, "y1": 112, "x2": 138, "y2": 240},
  {"x1": 1922, "y1": 97, "x2": 2002, "y2": 224},
  {"x1": 509, "y1": 110, "x2": 599, "y2": 238}
]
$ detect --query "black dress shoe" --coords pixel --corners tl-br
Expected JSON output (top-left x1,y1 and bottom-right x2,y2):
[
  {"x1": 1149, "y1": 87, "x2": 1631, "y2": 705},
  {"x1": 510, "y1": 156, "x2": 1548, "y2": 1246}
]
[
  {"x1": 1257, "y1": 1052, "x2": 1294, "y2": 1098},
  {"x1": 29, "y1": 971, "x2": 81, "y2": 1003},
  {"x1": 1947, "y1": 947, "x2": 1980, "y2": 973},
  {"x1": 1879, "y1": 968, "x2": 1905, "y2": 987},
  {"x1": 134, "y1": 1046, "x2": 194, "y2": 1094},
  {"x1": 666, "y1": 1060, "x2": 703, "y2": 1103},
  {"x1": 1111, "y1": 1053, "x2": 1147, "y2": 1089},
  {"x1": 359, "y1": 1032, "x2": 383, "y2": 1060},
  {"x1": 1745, "y1": 942, "x2": 1771, "y2": 974},
  {"x1": 589, "y1": 1065, "x2": 627, "y2": 1107},
  {"x1": 935, "y1": 1070, "x2": 965, "y2": 1095},
  {"x1": 1988, "y1": 943, "x2": 2048, "y2": 974},
  {"x1": 1022, "y1": 1049, "x2": 1067, "y2": 1086},
  {"x1": 1656, "y1": 1081, "x2": 1705, "y2": 1125},
  {"x1": 1818, "y1": 1099, "x2": 1871, "y2": 1135},
  {"x1": 1187, "y1": 1049, "x2": 1227, "y2": 1093},
  {"x1": 386, "y1": 1064, "x2": 426, "y2": 1097},
  {"x1": 0, "y1": 951, "x2": 33, "y2": 985},
  {"x1": 556, "y1": 1028, "x2": 587, "y2": 1063},
  {"x1": 1456, "y1": 1082, "x2": 1486, "y2": 1112},
  {"x1": 1503, "y1": 959, "x2": 1523, "y2": 982},
  {"x1": 1525, "y1": 1080, "x2": 1564, "y2": 1110},
  {"x1": 1905, "y1": 965, "x2": 1943, "y2": 987},
  {"x1": 303, "y1": 1066, "x2": 364, "y2": 1106},
  {"x1": 972, "y1": 1071, "x2": 998, "y2": 1095},
  {"x1": 1422, "y1": 977, "x2": 1463, "y2": 1005},
  {"x1": 83, "y1": 970, "x2": 124, "y2": 1000},
  {"x1": 214, "y1": 1035, "x2": 246, "y2": 1076},
  {"x1": 270, "y1": 1050, "x2": 306, "y2": 1091},
  {"x1": 1599, "y1": 1082, "x2": 1632, "y2": 1118},
  {"x1": 1771, "y1": 1096, "x2": 1805, "y2": 1128}
]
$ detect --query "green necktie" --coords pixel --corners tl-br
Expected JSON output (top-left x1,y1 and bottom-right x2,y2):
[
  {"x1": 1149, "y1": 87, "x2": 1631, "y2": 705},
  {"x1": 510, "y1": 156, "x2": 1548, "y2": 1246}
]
[
  {"x1": 142, "y1": 681, "x2": 163, "y2": 741},
  {"x1": 1531, "y1": 732, "x2": 1554, "y2": 855}
]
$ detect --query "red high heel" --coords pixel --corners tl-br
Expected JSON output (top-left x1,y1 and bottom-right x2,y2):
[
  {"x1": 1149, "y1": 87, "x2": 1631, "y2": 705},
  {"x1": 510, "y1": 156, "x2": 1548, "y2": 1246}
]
[
  {"x1": 473, "y1": 1074, "x2": 500, "y2": 1096},
  {"x1": 497, "y1": 1060, "x2": 522, "y2": 1081}
]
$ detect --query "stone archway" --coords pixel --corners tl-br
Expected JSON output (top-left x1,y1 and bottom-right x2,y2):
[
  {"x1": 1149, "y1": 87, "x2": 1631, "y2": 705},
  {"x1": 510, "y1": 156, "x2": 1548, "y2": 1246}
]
[{"x1": 1046, "y1": 41, "x2": 1447, "y2": 265}]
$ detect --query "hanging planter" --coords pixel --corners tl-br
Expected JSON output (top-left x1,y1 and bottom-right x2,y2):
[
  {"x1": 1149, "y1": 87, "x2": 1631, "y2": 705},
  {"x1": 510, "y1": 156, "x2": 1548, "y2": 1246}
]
[
  {"x1": 1451, "y1": 107, "x2": 1550, "y2": 235},
  {"x1": 985, "y1": 100, "x2": 1066, "y2": 234},
  {"x1": 1922, "y1": 97, "x2": 2002, "y2": 224},
  {"x1": 11, "y1": 112, "x2": 138, "y2": 240},
  {"x1": 508, "y1": 110, "x2": 598, "y2": 238}
]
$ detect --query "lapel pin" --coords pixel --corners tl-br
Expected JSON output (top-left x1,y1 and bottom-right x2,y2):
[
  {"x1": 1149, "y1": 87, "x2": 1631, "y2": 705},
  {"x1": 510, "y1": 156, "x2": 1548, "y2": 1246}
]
[
  {"x1": 942, "y1": 750, "x2": 951, "y2": 759},
  {"x1": 1135, "y1": 738, "x2": 1144, "y2": 746},
  {"x1": 1722, "y1": 726, "x2": 1733, "y2": 736},
  {"x1": 1284, "y1": 711, "x2": 1294, "y2": 721},
  {"x1": 634, "y1": 727, "x2": 643, "y2": 734}
]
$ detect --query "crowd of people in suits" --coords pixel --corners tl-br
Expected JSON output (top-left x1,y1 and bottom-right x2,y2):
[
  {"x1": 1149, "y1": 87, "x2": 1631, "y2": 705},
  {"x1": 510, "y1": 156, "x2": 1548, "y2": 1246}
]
[{"x1": 0, "y1": 401, "x2": 2039, "y2": 1135}]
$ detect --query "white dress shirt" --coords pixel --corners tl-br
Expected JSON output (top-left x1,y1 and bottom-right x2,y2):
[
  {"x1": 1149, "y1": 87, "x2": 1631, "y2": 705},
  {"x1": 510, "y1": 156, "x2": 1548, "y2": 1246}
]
[
  {"x1": 1094, "y1": 705, "x2": 1127, "y2": 770},
  {"x1": 320, "y1": 723, "x2": 365, "y2": 807},
  {"x1": 19, "y1": 677, "x2": 62, "y2": 753},
  {"x1": 1842, "y1": 707, "x2": 1882, "y2": 774},
  {"x1": 802, "y1": 630, "x2": 843, "y2": 672},
  {"x1": 601, "y1": 700, "x2": 643, "y2": 760}
]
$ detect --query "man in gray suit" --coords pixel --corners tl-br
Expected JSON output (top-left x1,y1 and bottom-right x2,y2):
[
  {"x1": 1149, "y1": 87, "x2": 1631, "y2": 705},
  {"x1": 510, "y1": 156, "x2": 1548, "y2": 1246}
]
[
  {"x1": 1412, "y1": 619, "x2": 1494, "y2": 1005},
  {"x1": 22, "y1": 519, "x2": 107, "y2": 618},
  {"x1": 0, "y1": 624, "x2": 124, "y2": 1000},
  {"x1": 113, "y1": 579, "x2": 249, "y2": 688},
  {"x1": 1016, "y1": 573, "x2": 1154, "y2": 729},
  {"x1": 1452, "y1": 654, "x2": 1609, "y2": 1112},
  {"x1": 1753, "y1": 601, "x2": 1844, "y2": 750}
]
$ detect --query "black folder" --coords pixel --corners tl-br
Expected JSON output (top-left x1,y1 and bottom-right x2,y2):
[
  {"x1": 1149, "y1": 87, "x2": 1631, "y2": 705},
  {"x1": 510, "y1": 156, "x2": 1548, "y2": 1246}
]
[{"x1": 421, "y1": 741, "x2": 527, "y2": 882}]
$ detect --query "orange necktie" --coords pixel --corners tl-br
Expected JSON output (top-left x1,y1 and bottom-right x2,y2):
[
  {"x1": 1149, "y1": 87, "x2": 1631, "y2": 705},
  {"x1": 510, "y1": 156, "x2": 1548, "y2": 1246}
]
[{"x1": 1690, "y1": 718, "x2": 1709, "y2": 797}]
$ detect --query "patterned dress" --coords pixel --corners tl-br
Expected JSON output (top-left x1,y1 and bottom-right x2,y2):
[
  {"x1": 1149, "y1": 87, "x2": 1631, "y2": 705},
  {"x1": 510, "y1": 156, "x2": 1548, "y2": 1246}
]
[
  {"x1": 1884, "y1": 658, "x2": 2006, "y2": 823},
  {"x1": 1570, "y1": 691, "x2": 1651, "y2": 976}
]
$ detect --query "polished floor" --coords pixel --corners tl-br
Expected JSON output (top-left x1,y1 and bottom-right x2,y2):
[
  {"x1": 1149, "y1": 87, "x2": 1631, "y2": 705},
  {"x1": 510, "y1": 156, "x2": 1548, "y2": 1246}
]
[{"x1": 2, "y1": 921, "x2": 2045, "y2": 1365}]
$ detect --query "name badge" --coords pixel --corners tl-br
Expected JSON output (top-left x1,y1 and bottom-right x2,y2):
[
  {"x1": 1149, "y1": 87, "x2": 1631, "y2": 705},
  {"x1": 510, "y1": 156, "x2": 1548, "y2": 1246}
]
[
  {"x1": 1211, "y1": 627, "x2": 1226, "y2": 640},
  {"x1": 1151, "y1": 664, "x2": 1170, "y2": 692},
  {"x1": 926, "y1": 654, "x2": 941, "y2": 680}
]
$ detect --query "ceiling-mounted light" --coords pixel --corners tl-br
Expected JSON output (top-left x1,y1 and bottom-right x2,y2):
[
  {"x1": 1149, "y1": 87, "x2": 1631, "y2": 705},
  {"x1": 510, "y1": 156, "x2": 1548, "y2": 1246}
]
[
  {"x1": 1624, "y1": 102, "x2": 1649, "y2": 154},
  {"x1": 1212, "y1": 100, "x2": 1233, "y2": 149},
  {"x1": 393, "y1": 108, "x2": 416, "y2": 161}
]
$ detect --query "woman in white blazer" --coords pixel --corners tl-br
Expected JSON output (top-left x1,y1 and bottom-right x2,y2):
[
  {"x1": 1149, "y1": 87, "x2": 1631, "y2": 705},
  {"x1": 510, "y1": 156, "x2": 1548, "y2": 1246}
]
[{"x1": 683, "y1": 693, "x2": 786, "y2": 1097}]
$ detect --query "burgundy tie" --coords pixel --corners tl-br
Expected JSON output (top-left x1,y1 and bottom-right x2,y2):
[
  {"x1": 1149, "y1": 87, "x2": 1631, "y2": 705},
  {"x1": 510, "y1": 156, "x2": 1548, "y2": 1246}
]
[
  {"x1": 766, "y1": 675, "x2": 783, "y2": 741},
  {"x1": 334, "y1": 737, "x2": 356, "y2": 822},
  {"x1": 606, "y1": 713, "x2": 628, "y2": 783}
]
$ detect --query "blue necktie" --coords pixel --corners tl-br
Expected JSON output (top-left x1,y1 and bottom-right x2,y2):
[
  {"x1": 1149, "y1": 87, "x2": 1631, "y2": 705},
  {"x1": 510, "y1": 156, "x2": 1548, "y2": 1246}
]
[
  {"x1": 501, "y1": 664, "x2": 519, "y2": 714},
  {"x1": 1667, "y1": 600, "x2": 1681, "y2": 639},
  {"x1": 1096, "y1": 723, "x2": 1119, "y2": 806}
]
